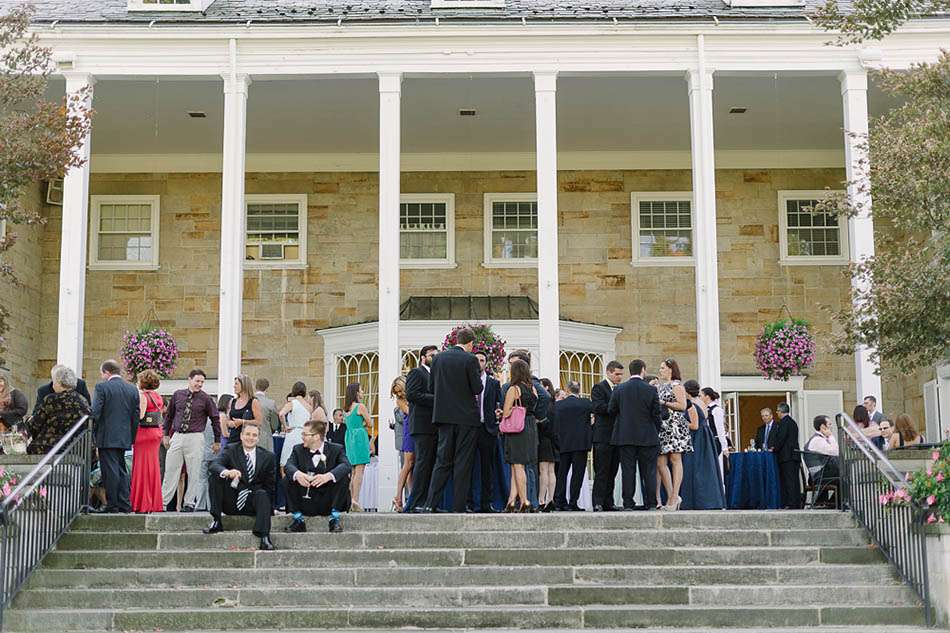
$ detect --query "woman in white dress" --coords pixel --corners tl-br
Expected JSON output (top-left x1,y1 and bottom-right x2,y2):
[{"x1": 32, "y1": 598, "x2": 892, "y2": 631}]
[{"x1": 278, "y1": 381, "x2": 313, "y2": 467}]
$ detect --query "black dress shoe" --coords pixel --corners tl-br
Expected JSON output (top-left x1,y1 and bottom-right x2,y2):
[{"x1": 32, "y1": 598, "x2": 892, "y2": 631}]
[
  {"x1": 540, "y1": 502, "x2": 554, "y2": 513},
  {"x1": 202, "y1": 520, "x2": 223, "y2": 535},
  {"x1": 465, "y1": 506, "x2": 478, "y2": 514},
  {"x1": 284, "y1": 519, "x2": 307, "y2": 533},
  {"x1": 479, "y1": 505, "x2": 500, "y2": 514},
  {"x1": 592, "y1": 504, "x2": 605, "y2": 512},
  {"x1": 259, "y1": 536, "x2": 276, "y2": 551},
  {"x1": 568, "y1": 504, "x2": 583, "y2": 512},
  {"x1": 328, "y1": 517, "x2": 343, "y2": 533},
  {"x1": 411, "y1": 506, "x2": 432, "y2": 514},
  {"x1": 433, "y1": 507, "x2": 451, "y2": 513},
  {"x1": 181, "y1": 504, "x2": 195, "y2": 513},
  {"x1": 604, "y1": 506, "x2": 620, "y2": 512}
]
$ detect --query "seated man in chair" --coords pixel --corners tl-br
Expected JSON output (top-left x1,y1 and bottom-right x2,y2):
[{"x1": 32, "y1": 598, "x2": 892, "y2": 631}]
[
  {"x1": 203, "y1": 424, "x2": 277, "y2": 550},
  {"x1": 284, "y1": 419, "x2": 352, "y2": 533},
  {"x1": 803, "y1": 415, "x2": 840, "y2": 506}
]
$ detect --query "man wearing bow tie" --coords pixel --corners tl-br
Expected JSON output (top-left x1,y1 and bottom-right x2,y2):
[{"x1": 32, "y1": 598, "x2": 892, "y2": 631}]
[
  {"x1": 283, "y1": 419, "x2": 352, "y2": 533},
  {"x1": 204, "y1": 424, "x2": 277, "y2": 550}
]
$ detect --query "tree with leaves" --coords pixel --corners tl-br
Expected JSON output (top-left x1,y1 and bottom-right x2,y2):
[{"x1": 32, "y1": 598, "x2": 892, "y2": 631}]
[
  {"x1": 815, "y1": 0, "x2": 950, "y2": 44},
  {"x1": 0, "y1": 5, "x2": 92, "y2": 367}
]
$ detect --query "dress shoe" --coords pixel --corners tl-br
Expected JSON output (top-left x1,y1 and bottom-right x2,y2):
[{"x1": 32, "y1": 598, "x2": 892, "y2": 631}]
[
  {"x1": 202, "y1": 520, "x2": 224, "y2": 534},
  {"x1": 465, "y1": 505, "x2": 478, "y2": 514},
  {"x1": 540, "y1": 502, "x2": 555, "y2": 513},
  {"x1": 433, "y1": 507, "x2": 451, "y2": 513},
  {"x1": 88, "y1": 506, "x2": 111, "y2": 514},
  {"x1": 328, "y1": 517, "x2": 343, "y2": 533},
  {"x1": 479, "y1": 505, "x2": 500, "y2": 514},
  {"x1": 568, "y1": 504, "x2": 583, "y2": 512},
  {"x1": 284, "y1": 519, "x2": 307, "y2": 533},
  {"x1": 181, "y1": 504, "x2": 195, "y2": 513},
  {"x1": 592, "y1": 504, "x2": 605, "y2": 512},
  {"x1": 411, "y1": 506, "x2": 432, "y2": 514},
  {"x1": 621, "y1": 506, "x2": 637, "y2": 512},
  {"x1": 259, "y1": 536, "x2": 276, "y2": 551},
  {"x1": 604, "y1": 506, "x2": 620, "y2": 512}
]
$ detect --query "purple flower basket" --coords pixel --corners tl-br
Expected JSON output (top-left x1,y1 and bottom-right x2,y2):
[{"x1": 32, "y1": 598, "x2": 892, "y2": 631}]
[
  {"x1": 442, "y1": 323, "x2": 507, "y2": 375},
  {"x1": 120, "y1": 327, "x2": 179, "y2": 379},
  {"x1": 753, "y1": 319, "x2": 816, "y2": 381}
]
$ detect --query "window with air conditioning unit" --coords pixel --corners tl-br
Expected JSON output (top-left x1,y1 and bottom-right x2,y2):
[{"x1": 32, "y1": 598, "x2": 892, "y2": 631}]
[{"x1": 245, "y1": 194, "x2": 308, "y2": 269}]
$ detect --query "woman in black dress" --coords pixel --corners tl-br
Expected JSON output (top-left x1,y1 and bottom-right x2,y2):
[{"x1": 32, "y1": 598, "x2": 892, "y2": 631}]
[
  {"x1": 502, "y1": 359, "x2": 538, "y2": 512},
  {"x1": 537, "y1": 378, "x2": 559, "y2": 512}
]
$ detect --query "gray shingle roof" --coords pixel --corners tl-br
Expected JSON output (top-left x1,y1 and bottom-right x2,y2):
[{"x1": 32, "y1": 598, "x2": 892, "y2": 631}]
[
  {"x1": 400, "y1": 296, "x2": 539, "y2": 320},
  {"x1": 12, "y1": 0, "x2": 838, "y2": 25}
]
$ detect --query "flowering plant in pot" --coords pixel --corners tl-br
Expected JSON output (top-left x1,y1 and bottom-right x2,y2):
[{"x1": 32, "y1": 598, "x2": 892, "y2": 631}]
[
  {"x1": 120, "y1": 324, "x2": 179, "y2": 379},
  {"x1": 753, "y1": 317, "x2": 816, "y2": 381},
  {"x1": 881, "y1": 442, "x2": 950, "y2": 525},
  {"x1": 442, "y1": 323, "x2": 507, "y2": 375}
]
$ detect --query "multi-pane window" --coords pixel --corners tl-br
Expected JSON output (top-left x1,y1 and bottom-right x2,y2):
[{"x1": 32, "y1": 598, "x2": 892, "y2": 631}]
[
  {"x1": 401, "y1": 349, "x2": 420, "y2": 374},
  {"x1": 778, "y1": 191, "x2": 848, "y2": 264},
  {"x1": 484, "y1": 193, "x2": 538, "y2": 265},
  {"x1": 559, "y1": 351, "x2": 605, "y2": 398},
  {"x1": 89, "y1": 195, "x2": 160, "y2": 270},
  {"x1": 400, "y1": 194, "x2": 455, "y2": 267},
  {"x1": 336, "y1": 352, "x2": 380, "y2": 438},
  {"x1": 245, "y1": 194, "x2": 308, "y2": 268},
  {"x1": 630, "y1": 193, "x2": 694, "y2": 265}
]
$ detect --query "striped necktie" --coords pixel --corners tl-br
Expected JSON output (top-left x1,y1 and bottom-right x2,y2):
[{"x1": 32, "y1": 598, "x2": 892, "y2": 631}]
[{"x1": 237, "y1": 452, "x2": 254, "y2": 510}]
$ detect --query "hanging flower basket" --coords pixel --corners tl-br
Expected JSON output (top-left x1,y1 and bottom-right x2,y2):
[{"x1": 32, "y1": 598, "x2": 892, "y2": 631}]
[
  {"x1": 442, "y1": 323, "x2": 507, "y2": 375},
  {"x1": 753, "y1": 317, "x2": 816, "y2": 381},
  {"x1": 120, "y1": 325, "x2": 179, "y2": 379}
]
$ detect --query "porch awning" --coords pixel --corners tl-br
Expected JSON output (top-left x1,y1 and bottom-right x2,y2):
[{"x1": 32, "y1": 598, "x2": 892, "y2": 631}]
[{"x1": 399, "y1": 296, "x2": 539, "y2": 321}]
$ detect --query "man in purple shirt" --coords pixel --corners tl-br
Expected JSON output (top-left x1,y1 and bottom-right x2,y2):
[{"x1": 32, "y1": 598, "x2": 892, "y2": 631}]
[{"x1": 161, "y1": 368, "x2": 221, "y2": 511}]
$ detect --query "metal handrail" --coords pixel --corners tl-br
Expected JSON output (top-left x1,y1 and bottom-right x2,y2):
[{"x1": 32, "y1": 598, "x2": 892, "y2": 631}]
[
  {"x1": 0, "y1": 415, "x2": 92, "y2": 631},
  {"x1": 837, "y1": 412, "x2": 932, "y2": 626}
]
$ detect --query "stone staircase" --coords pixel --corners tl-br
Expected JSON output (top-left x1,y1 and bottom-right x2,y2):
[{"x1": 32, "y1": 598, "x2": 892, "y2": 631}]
[{"x1": 5, "y1": 511, "x2": 930, "y2": 632}]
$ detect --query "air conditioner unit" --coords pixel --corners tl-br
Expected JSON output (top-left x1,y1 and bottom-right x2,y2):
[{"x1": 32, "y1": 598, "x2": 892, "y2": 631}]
[
  {"x1": 259, "y1": 243, "x2": 285, "y2": 260},
  {"x1": 46, "y1": 179, "x2": 64, "y2": 205}
]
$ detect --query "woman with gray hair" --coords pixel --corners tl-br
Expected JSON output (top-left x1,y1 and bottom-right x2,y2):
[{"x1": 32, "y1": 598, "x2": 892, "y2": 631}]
[{"x1": 27, "y1": 366, "x2": 91, "y2": 454}]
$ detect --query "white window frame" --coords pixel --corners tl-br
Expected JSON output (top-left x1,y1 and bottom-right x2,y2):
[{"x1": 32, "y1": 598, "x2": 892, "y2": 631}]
[
  {"x1": 778, "y1": 190, "x2": 849, "y2": 266},
  {"x1": 399, "y1": 193, "x2": 456, "y2": 269},
  {"x1": 483, "y1": 192, "x2": 538, "y2": 268},
  {"x1": 244, "y1": 193, "x2": 308, "y2": 270},
  {"x1": 127, "y1": 0, "x2": 214, "y2": 12},
  {"x1": 89, "y1": 195, "x2": 161, "y2": 271},
  {"x1": 630, "y1": 191, "x2": 696, "y2": 267},
  {"x1": 431, "y1": 1, "x2": 507, "y2": 8}
]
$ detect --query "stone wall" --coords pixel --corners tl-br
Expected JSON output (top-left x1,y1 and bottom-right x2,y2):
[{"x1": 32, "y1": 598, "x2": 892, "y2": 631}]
[{"x1": 36, "y1": 167, "x2": 901, "y2": 415}]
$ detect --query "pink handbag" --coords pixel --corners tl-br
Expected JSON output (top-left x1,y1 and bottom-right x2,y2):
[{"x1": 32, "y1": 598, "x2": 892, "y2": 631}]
[{"x1": 499, "y1": 398, "x2": 526, "y2": 434}]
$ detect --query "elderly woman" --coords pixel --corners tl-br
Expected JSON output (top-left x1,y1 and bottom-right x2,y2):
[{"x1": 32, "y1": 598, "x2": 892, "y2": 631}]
[
  {"x1": 27, "y1": 366, "x2": 91, "y2": 455},
  {"x1": 0, "y1": 371, "x2": 28, "y2": 432}
]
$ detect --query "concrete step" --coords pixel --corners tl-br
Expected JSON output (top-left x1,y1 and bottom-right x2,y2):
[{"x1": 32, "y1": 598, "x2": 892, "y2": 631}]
[
  {"x1": 26, "y1": 564, "x2": 899, "y2": 590},
  {"x1": 41, "y1": 629, "x2": 939, "y2": 633},
  {"x1": 3, "y1": 605, "x2": 926, "y2": 631},
  {"x1": 53, "y1": 528, "x2": 870, "y2": 551}
]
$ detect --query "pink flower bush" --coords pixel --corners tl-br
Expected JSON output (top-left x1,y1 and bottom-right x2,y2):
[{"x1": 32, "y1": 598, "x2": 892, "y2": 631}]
[
  {"x1": 120, "y1": 326, "x2": 179, "y2": 378},
  {"x1": 881, "y1": 441, "x2": 950, "y2": 524},
  {"x1": 442, "y1": 323, "x2": 507, "y2": 375},
  {"x1": 753, "y1": 318, "x2": 816, "y2": 381}
]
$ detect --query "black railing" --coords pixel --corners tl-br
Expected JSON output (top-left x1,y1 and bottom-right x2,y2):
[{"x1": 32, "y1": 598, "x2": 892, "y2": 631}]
[
  {"x1": 0, "y1": 416, "x2": 92, "y2": 630},
  {"x1": 837, "y1": 412, "x2": 932, "y2": 626}
]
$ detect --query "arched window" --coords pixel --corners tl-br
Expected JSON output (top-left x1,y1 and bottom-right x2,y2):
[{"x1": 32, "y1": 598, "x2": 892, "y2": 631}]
[
  {"x1": 559, "y1": 350, "x2": 605, "y2": 397},
  {"x1": 401, "y1": 349, "x2": 420, "y2": 374},
  {"x1": 336, "y1": 352, "x2": 379, "y2": 437}
]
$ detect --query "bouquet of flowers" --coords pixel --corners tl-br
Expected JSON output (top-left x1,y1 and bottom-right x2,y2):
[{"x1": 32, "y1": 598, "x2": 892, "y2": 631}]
[
  {"x1": 881, "y1": 442, "x2": 949, "y2": 525},
  {"x1": 442, "y1": 323, "x2": 507, "y2": 375},
  {"x1": 753, "y1": 318, "x2": 816, "y2": 381},
  {"x1": 120, "y1": 325, "x2": 179, "y2": 379}
]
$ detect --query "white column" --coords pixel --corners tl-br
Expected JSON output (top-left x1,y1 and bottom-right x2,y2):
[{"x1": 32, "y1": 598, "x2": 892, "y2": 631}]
[
  {"x1": 534, "y1": 71, "x2": 561, "y2": 381},
  {"x1": 216, "y1": 72, "x2": 250, "y2": 386},
  {"x1": 377, "y1": 72, "x2": 402, "y2": 511},
  {"x1": 687, "y1": 64, "x2": 723, "y2": 393},
  {"x1": 56, "y1": 72, "x2": 95, "y2": 374},
  {"x1": 840, "y1": 70, "x2": 883, "y2": 406}
]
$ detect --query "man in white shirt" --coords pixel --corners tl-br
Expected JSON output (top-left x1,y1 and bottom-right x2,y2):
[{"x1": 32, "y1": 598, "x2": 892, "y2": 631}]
[
  {"x1": 804, "y1": 415, "x2": 840, "y2": 506},
  {"x1": 284, "y1": 420, "x2": 352, "y2": 533}
]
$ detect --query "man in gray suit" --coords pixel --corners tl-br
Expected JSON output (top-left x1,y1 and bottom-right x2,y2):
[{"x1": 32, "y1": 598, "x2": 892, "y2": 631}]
[
  {"x1": 90, "y1": 359, "x2": 141, "y2": 513},
  {"x1": 254, "y1": 378, "x2": 278, "y2": 453}
]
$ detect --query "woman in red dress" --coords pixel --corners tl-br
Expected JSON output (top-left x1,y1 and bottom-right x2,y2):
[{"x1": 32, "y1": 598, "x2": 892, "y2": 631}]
[{"x1": 131, "y1": 369, "x2": 165, "y2": 513}]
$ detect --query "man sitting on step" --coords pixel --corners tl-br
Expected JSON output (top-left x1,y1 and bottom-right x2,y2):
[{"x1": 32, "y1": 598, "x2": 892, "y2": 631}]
[
  {"x1": 203, "y1": 424, "x2": 277, "y2": 550},
  {"x1": 283, "y1": 419, "x2": 352, "y2": 533}
]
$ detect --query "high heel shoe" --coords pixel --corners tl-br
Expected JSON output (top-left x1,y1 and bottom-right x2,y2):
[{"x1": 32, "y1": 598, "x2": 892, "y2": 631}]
[
  {"x1": 503, "y1": 502, "x2": 517, "y2": 513},
  {"x1": 519, "y1": 502, "x2": 532, "y2": 513},
  {"x1": 391, "y1": 498, "x2": 403, "y2": 513}
]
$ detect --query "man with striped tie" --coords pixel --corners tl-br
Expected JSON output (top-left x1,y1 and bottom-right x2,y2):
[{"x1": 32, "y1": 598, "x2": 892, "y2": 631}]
[{"x1": 204, "y1": 424, "x2": 277, "y2": 550}]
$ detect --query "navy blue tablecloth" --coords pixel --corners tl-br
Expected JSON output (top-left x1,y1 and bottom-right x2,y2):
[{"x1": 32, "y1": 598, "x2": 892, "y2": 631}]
[{"x1": 726, "y1": 451, "x2": 782, "y2": 510}]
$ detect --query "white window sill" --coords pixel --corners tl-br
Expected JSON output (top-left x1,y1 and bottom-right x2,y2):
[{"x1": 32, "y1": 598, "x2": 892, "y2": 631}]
[
  {"x1": 779, "y1": 258, "x2": 849, "y2": 267},
  {"x1": 88, "y1": 263, "x2": 160, "y2": 272},
  {"x1": 399, "y1": 261, "x2": 458, "y2": 270},
  {"x1": 482, "y1": 260, "x2": 538, "y2": 269},
  {"x1": 631, "y1": 258, "x2": 695, "y2": 268},
  {"x1": 244, "y1": 262, "x2": 309, "y2": 271}
]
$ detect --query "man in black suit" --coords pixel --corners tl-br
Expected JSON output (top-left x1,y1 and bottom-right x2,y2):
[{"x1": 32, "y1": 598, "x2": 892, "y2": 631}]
[
  {"x1": 590, "y1": 360, "x2": 624, "y2": 511},
  {"x1": 553, "y1": 381, "x2": 593, "y2": 511},
  {"x1": 608, "y1": 359, "x2": 664, "y2": 510},
  {"x1": 422, "y1": 328, "x2": 483, "y2": 513},
  {"x1": 34, "y1": 364, "x2": 91, "y2": 414},
  {"x1": 754, "y1": 408, "x2": 777, "y2": 450},
  {"x1": 772, "y1": 402, "x2": 802, "y2": 509},
  {"x1": 204, "y1": 424, "x2": 277, "y2": 550},
  {"x1": 283, "y1": 420, "x2": 352, "y2": 533},
  {"x1": 467, "y1": 351, "x2": 502, "y2": 513},
  {"x1": 406, "y1": 345, "x2": 437, "y2": 512},
  {"x1": 89, "y1": 359, "x2": 140, "y2": 514}
]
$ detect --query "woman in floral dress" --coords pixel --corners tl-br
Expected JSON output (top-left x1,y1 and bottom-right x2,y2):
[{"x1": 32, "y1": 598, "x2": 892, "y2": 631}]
[{"x1": 656, "y1": 358, "x2": 691, "y2": 511}]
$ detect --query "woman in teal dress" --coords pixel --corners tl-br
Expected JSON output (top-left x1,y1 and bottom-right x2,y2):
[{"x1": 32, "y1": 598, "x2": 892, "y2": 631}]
[{"x1": 344, "y1": 382, "x2": 372, "y2": 512}]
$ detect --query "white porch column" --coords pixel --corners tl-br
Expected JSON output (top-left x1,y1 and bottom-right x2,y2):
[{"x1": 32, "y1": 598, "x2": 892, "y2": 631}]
[
  {"x1": 840, "y1": 70, "x2": 883, "y2": 406},
  {"x1": 216, "y1": 72, "x2": 250, "y2": 386},
  {"x1": 533, "y1": 71, "x2": 561, "y2": 381},
  {"x1": 377, "y1": 72, "x2": 402, "y2": 510},
  {"x1": 687, "y1": 62, "x2": 723, "y2": 393},
  {"x1": 56, "y1": 72, "x2": 95, "y2": 373}
]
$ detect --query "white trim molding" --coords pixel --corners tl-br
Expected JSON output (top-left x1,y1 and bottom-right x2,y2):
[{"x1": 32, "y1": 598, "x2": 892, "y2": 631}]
[
  {"x1": 630, "y1": 191, "x2": 696, "y2": 267},
  {"x1": 777, "y1": 189, "x2": 849, "y2": 266},
  {"x1": 721, "y1": 375, "x2": 806, "y2": 393},
  {"x1": 88, "y1": 194, "x2": 161, "y2": 271},
  {"x1": 127, "y1": 0, "x2": 215, "y2": 11},
  {"x1": 483, "y1": 192, "x2": 539, "y2": 268},
  {"x1": 243, "y1": 193, "x2": 309, "y2": 270},
  {"x1": 399, "y1": 193, "x2": 456, "y2": 269}
]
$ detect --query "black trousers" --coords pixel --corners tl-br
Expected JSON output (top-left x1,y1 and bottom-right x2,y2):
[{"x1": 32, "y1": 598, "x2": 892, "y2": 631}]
[
  {"x1": 778, "y1": 459, "x2": 802, "y2": 509},
  {"x1": 554, "y1": 450, "x2": 588, "y2": 508},
  {"x1": 407, "y1": 433, "x2": 437, "y2": 511},
  {"x1": 426, "y1": 424, "x2": 478, "y2": 512},
  {"x1": 591, "y1": 441, "x2": 620, "y2": 509},
  {"x1": 468, "y1": 427, "x2": 497, "y2": 509},
  {"x1": 208, "y1": 476, "x2": 272, "y2": 537},
  {"x1": 99, "y1": 448, "x2": 131, "y2": 512},
  {"x1": 284, "y1": 474, "x2": 351, "y2": 517},
  {"x1": 619, "y1": 444, "x2": 660, "y2": 509}
]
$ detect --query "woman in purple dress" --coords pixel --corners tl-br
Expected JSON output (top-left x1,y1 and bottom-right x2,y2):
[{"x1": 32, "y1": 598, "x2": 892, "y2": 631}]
[{"x1": 390, "y1": 376, "x2": 415, "y2": 512}]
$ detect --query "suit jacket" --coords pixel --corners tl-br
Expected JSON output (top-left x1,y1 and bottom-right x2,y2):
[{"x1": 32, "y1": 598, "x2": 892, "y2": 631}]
[
  {"x1": 554, "y1": 395, "x2": 593, "y2": 452},
  {"x1": 590, "y1": 379, "x2": 617, "y2": 444},
  {"x1": 607, "y1": 377, "x2": 663, "y2": 447},
  {"x1": 90, "y1": 376, "x2": 140, "y2": 450},
  {"x1": 34, "y1": 379, "x2": 91, "y2": 416},
  {"x1": 501, "y1": 376, "x2": 549, "y2": 423},
  {"x1": 754, "y1": 421, "x2": 777, "y2": 450},
  {"x1": 430, "y1": 346, "x2": 483, "y2": 427},
  {"x1": 255, "y1": 392, "x2": 281, "y2": 435},
  {"x1": 406, "y1": 366, "x2": 436, "y2": 436},
  {"x1": 284, "y1": 440, "x2": 351, "y2": 483},
  {"x1": 771, "y1": 415, "x2": 801, "y2": 464},
  {"x1": 479, "y1": 373, "x2": 503, "y2": 435},
  {"x1": 210, "y1": 442, "x2": 277, "y2": 497}
]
